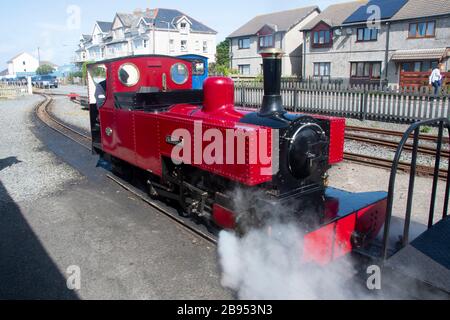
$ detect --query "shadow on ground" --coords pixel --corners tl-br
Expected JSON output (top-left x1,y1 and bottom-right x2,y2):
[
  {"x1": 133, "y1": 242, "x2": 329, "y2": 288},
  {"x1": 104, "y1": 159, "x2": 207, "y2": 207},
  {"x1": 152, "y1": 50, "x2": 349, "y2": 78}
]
[{"x1": 0, "y1": 157, "x2": 79, "y2": 299}]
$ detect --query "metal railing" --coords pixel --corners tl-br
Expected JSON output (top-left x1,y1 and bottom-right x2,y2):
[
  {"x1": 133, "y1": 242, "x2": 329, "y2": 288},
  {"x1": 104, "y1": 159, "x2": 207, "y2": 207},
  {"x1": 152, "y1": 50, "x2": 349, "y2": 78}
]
[{"x1": 381, "y1": 118, "x2": 450, "y2": 260}]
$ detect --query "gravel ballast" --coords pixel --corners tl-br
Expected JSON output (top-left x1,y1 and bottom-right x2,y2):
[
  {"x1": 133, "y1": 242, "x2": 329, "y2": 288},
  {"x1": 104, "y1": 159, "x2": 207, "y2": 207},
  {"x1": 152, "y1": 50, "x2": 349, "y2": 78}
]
[
  {"x1": 0, "y1": 95, "x2": 81, "y2": 203},
  {"x1": 49, "y1": 96, "x2": 90, "y2": 134}
]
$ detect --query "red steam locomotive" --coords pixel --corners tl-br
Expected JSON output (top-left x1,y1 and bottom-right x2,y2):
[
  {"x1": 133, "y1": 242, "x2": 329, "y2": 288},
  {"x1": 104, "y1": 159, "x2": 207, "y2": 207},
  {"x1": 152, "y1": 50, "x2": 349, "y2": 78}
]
[{"x1": 86, "y1": 50, "x2": 387, "y2": 266}]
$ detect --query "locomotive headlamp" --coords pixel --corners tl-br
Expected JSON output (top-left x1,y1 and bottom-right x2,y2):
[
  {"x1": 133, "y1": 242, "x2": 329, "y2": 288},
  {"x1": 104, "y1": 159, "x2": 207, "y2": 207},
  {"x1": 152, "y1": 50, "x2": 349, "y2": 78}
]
[
  {"x1": 118, "y1": 63, "x2": 140, "y2": 87},
  {"x1": 170, "y1": 63, "x2": 189, "y2": 85}
]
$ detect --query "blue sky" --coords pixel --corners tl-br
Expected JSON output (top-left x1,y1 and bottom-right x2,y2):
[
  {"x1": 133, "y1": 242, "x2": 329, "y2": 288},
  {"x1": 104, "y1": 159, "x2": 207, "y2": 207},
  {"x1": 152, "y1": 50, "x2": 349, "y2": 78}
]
[{"x1": 0, "y1": 0, "x2": 345, "y2": 68}]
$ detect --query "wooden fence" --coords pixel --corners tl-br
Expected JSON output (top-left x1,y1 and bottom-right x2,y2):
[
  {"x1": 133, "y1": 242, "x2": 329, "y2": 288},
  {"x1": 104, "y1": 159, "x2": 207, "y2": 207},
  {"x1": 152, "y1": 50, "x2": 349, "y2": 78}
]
[
  {"x1": 400, "y1": 71, "x2": 450, "y2": 88},
  {"x1": 234, "y1": 82, "x2": 450, "y2": 123},
  {"x1": 0, "y1": 83, "x2": 30, "y2": 99}
]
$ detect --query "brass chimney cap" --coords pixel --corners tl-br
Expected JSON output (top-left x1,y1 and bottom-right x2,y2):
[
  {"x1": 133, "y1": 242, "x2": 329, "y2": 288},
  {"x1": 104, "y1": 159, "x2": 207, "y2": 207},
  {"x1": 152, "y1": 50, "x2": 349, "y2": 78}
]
[{"x1": 258, "y1": 48, "x2": 285, "y2": 58}]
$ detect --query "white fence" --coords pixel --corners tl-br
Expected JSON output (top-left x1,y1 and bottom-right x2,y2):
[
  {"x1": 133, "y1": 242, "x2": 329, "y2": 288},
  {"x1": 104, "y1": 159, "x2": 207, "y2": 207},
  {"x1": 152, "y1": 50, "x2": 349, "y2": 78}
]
[
  {"x1": 234, "y1": 82, "x2": 450, "y2": 123},
  {"x1": 0, "y1": 82, "x2": 32, "y2": 99}
]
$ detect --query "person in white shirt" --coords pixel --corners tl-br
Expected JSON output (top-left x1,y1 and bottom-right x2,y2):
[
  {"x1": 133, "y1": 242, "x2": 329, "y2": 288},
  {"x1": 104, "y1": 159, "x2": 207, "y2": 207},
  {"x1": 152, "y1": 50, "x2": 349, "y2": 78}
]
[{"x1": 429, "y1": 63, "x2": 443, "y2": 96}]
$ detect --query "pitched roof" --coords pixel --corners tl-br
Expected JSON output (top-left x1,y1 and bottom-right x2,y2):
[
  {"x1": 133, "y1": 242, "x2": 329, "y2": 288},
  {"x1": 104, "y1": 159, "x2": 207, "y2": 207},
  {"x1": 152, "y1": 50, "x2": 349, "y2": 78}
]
[
  {"x1": 391, "y1": 0, "x2": 450, "y2": 21},
  {"x1": 7, "y1": 52, "x2": 37, "y2": 64},
  {"x1": 96, "y1": 21, "x2": 113, "y2": 33},
  {"x1": 302, "y1": 1, "x2": 367, "y2": 30},
  {"x1": 116, "y1": 13, "x2": 139, "y2": 28},
  {"x1": 139, "y1": 8, "x2": 217, "y2": 34},
  {"x1": 228, "y1": 6, "x2": 320, "y2": 38}
]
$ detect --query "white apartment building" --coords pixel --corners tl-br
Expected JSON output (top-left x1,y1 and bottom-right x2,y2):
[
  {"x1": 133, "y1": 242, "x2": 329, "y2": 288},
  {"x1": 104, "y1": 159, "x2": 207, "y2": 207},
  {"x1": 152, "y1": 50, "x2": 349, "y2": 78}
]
[{"x1": 75, "y1": 8, "x2": 217, "y2": 65}]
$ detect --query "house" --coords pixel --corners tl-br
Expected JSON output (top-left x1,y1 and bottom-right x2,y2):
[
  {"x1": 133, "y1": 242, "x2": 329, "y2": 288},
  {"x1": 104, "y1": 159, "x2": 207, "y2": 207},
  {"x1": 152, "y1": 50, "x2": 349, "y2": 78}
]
[
  {"x1": 302, "y1": 0, "x2": 450, "y2": 86},
  {"x1": 6, "y1": 52, "x2": 39, "y2": 78},
  {"x1": 227, "y1": 6, "x2": 320, "y2": 77},
  {"x1": 75, "y1": 8, "x2": 217, "y2": 64}
]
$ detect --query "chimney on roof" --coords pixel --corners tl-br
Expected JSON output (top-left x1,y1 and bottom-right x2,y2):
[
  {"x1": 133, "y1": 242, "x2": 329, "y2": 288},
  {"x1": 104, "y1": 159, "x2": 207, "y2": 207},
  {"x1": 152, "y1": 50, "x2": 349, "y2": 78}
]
[{"x1": 134, "y1": 8, "x2": 143, "y2": 15}]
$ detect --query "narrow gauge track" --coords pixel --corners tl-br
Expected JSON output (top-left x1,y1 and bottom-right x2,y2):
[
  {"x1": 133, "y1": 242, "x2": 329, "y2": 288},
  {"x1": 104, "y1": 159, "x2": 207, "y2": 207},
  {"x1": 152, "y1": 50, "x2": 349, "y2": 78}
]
[
  {"x1": 346, "y1": 125, "x2": 450, "y2": 144},
  {"x1": 345, "y1": 133, "x2": 450, "y2": 158},
  {"x1": 343, "y1": 152, "x2": 448, "y2": 180},
  {"x1": 345, "y1": 125, "x2": 449, "y2": 179},
  {"x1": 35, "y1": 94, "x2": 217, "y2": 245}
]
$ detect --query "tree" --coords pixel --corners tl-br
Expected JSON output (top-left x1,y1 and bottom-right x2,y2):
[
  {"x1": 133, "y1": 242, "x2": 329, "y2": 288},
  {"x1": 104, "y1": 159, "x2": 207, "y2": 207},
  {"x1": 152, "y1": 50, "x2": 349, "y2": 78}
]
[
  {"x1": 215, "y1": 40, "x2": 230, "y2": 67},
  {"x1": 36, "y1": 64, "x2": 55, "y2": 75},
  {"x1": 81, "y1": 61, "x2": 94, "y2": 80},
  {"x1": 210, "y1": 40, "x2": 236, "y2": 76}
]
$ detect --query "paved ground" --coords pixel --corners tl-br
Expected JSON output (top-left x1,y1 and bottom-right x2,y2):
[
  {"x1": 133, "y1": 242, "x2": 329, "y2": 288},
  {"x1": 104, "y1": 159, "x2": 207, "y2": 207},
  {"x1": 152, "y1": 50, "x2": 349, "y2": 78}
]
[
  {"x1": 0, "y1": 94, "x2": 231, "y2": 299},
  {"x1": 37, "y1": 85, "x2": 87, "y2": 96}
]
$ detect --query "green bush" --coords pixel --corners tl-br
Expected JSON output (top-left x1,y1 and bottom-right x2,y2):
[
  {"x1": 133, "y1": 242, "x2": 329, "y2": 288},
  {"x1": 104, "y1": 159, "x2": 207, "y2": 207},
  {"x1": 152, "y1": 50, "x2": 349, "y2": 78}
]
[{"x1": 420, "y1": 126, "x2": 432, "y2": 134}]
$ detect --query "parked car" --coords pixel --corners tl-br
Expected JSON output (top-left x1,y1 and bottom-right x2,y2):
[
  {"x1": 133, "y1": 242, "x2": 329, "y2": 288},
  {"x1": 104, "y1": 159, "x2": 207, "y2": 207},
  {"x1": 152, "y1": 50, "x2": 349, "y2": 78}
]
[
  {"x1": 36, "y1": 75, "x2": 58, "y2": 89},
  {"x1": 31, "y1": 76, "x2": 41, "y2": 87}
]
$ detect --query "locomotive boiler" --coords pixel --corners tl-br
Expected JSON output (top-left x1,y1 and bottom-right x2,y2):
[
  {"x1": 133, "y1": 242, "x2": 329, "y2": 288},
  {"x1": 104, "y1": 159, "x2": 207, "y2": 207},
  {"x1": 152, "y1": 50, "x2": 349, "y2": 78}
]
[{"x1": 87, "y1": 50, "x2": 388, "y2": 266}]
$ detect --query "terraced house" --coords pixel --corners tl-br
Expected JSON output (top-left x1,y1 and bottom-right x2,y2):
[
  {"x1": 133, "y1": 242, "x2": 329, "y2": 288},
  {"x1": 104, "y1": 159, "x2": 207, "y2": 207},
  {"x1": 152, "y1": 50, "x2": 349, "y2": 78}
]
[
  {"x1": 228, "y1": 6, "x2": 320, "y2": 77},
  {"x1": 75, "y1": 8, "x2": 217, "y2": 65},
  {"x1": 302, "y1": 0, "x2": 450, "y2": 87}
]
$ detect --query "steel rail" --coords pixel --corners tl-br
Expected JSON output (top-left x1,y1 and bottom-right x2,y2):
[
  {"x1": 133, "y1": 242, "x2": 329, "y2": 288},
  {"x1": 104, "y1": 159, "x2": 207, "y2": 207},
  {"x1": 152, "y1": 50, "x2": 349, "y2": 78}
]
[{"x1": 346, "y1": 125, "x2": 449, "y2": 144}]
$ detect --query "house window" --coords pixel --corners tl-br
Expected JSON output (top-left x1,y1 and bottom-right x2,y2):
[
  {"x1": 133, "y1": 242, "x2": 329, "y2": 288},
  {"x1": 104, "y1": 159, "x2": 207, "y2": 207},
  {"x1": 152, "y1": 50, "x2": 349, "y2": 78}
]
[
  {"x1": 351, "y1": 62, "x2": 382, "y2": 79},
  {"x1": 23, "y1": 61, "x2": 26, "y2": 65},
  {"x1": 169, "y1": 40, "x2": 175, "y2": 52},
  {"x1": 238, "y1": 64, "x2": 251, "y2": 75},
  {"x1": 401, "y1": 60, "x2": 439, "y2": 72},
  {"x1": 238, "y1": 38, "x2": 250, "y2": 49},
  {"x1": 179, "y1": 22, "x2": 189, "y2": 33},
  {"x1": 313, "y1": 62, "x2": 331, "y2": 77},
  {"x1": 203, "y1": 41, "x2": 208, "y2": 53},
  {"x1": 357, "y1": 27, "x2": 378, "y2": 41},
  {"x1": 409, "y1": 21, "x2": 435, "y2": 38},
  {"x1": 143, "y1": 40, "x2": 148, "y2": 48},
  {"x1": 195, "y1": 41, "x2": 200, "y2": 51},
  {"x1": 312, "y1": 30, "x2": 331, "y2": 47},
  {"x1": 259, "y1": 35, "x2": 274, "y2": 48},
  {"x1": 181, "y1": 40, "x2": 187, "y2": 52}
]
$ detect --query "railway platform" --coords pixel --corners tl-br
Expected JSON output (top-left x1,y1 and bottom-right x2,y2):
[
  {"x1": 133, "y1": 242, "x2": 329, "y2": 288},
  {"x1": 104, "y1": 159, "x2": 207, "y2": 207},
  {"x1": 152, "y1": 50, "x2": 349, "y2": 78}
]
[{"x1": 385, "y1": 216, "x2": 450, "y2": 296}]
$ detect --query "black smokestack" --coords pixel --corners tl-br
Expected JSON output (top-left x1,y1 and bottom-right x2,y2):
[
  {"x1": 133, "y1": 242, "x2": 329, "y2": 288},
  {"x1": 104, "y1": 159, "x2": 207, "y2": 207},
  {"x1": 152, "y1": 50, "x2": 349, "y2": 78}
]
[{"x1": 259, "y1": 48, "x2": 286, "y2": 117}]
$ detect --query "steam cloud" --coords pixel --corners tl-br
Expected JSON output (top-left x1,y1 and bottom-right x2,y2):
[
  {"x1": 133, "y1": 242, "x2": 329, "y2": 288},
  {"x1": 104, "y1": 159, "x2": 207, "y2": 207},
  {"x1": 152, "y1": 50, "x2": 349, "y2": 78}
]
[
  {"x1": 217, "y1": 189, "x2": 369, "y2": 300},
  {"x1": 218, "y1": 224, "x2": 361, "y2": 300}
]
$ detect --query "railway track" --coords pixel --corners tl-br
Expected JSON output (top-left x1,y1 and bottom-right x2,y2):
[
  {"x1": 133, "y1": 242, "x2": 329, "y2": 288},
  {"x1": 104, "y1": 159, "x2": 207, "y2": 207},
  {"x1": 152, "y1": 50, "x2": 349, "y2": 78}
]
[
  {"x1": 346, "y1": 125, "x2": 450, "y2": 144},
  {"x1": 35, "y1": 94, "x2": 217, "y2": 246},
  {"x1": 345, "y1": 125, "x2": 449, "y2": 179},
  {"x1": 344, "y1": 152, "x2": 448, "y2": 179},
  {"x1": 345, "y1": 133, "x2": 450, "y2": 158}
]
